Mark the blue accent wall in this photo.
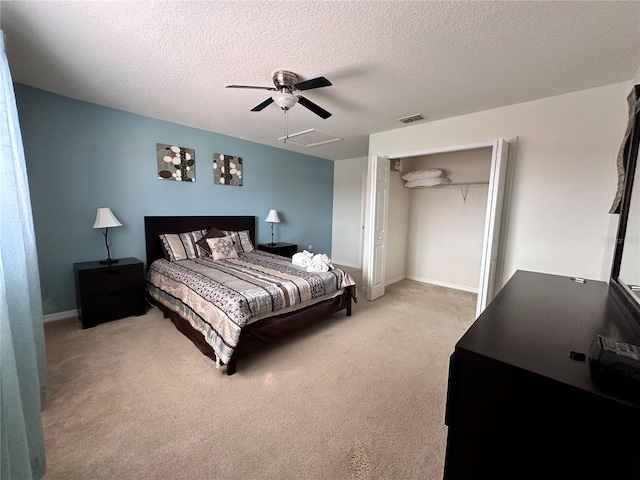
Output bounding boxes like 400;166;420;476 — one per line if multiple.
15;84;334;315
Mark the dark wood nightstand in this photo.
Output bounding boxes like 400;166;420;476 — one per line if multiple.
258;242;298;258
74;257;146;329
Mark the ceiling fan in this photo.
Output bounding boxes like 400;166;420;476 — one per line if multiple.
226;70;333;119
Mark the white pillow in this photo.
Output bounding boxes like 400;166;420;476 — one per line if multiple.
401;169;443;181
404;177;451;188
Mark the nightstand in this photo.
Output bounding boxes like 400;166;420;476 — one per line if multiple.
258;242;298;258
74;257;146;329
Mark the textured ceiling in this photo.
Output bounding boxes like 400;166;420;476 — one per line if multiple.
2;1;639;160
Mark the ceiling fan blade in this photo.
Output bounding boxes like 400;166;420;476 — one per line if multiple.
226;85;276;91
251;97;274;111
294;76;332;91
297;96;332;119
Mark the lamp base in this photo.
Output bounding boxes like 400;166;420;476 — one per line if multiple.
99;258;119;265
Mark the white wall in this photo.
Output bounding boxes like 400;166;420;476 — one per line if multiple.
385;168;410;283
369;81;634;285
332;156;368;267
402;148;491;290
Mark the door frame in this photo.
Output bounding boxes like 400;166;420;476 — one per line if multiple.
362;139;509;316
362;156;390;300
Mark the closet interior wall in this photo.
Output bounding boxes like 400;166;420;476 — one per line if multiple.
387;147;492;292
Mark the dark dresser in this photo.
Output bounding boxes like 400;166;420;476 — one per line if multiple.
444;270;640;479
74;257;146;328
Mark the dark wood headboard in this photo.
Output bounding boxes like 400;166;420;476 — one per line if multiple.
144;216;256;268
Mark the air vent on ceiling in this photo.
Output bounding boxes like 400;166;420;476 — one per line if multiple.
278;129;343;147
397;113;426;124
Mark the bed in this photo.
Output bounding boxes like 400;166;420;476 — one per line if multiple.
144;215;356;375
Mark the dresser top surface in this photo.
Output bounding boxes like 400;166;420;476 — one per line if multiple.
457;270;640;408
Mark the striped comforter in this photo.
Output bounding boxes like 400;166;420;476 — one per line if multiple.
147;251;356;364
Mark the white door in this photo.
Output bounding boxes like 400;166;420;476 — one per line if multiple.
476;139;509;317
363;155;390;300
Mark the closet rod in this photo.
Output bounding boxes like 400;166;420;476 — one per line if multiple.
409;181;489;189
418;181;489;203
430;181;490;187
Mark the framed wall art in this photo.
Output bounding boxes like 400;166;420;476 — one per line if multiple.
157;143;195;182
214;153;243;186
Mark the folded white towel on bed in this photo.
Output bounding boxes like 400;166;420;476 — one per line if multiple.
292;251;313;267
307;260;330;272
312;253;330;264
306;253;333;272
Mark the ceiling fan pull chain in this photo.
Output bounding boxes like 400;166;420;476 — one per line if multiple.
284;108;288;142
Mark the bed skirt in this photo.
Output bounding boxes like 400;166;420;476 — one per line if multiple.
153;286;354;374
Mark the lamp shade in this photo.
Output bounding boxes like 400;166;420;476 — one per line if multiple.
272;92;298;111
264;210;281;223
93;208;122;229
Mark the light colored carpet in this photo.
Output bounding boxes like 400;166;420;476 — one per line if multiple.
42;275;476;480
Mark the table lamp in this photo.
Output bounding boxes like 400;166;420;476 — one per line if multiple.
264;210;281;246
93;207;122;264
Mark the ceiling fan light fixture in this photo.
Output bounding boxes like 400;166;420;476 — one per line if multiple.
229;70;331;118
272;92;298;110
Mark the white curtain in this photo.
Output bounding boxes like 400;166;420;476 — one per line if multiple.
0;31;47;479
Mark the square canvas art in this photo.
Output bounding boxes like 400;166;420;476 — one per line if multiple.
214;153;243;186
157;144;196;182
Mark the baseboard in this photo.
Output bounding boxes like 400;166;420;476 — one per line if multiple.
43;309;77;323
386;275;405;286
359;274;405;294
405;275;478;294
332;260;361;269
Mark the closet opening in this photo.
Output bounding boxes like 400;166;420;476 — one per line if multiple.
363;139;508;318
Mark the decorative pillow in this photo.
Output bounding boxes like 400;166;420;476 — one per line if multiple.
206;236;239;260
195;226;226;255
401;169;443;181
404;177;451;188
159;229;207;261
221;230;254;253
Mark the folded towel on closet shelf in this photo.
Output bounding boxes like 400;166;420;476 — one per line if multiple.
404;177;451;188
401;169;443;181
292;251;313;267
306;253;334;272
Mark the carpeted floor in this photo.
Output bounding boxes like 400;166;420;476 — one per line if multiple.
42;275;476;480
